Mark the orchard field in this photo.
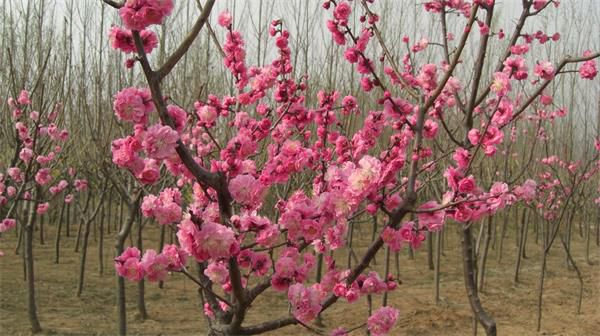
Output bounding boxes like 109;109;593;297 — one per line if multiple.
1;1;599;335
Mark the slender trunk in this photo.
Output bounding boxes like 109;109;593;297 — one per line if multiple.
66;203;71;237
585;212;592;265
522;210;530;259
382;246;391;306
462;224;496;336
25;197;42;333
427;232;434;270
116;194;141;336
314;253;324;327
74;216;84;252
39;213;44;245
497;212;508;262
158;224;165;288
99;213;104;275
77;217;92;297
136;214;148;320
434;229;442;304
565;211;575;269
514;208;528;283
79;188;107;295
54;198;67;263
478;218;492;292
536;249;547;331
560;236;584;314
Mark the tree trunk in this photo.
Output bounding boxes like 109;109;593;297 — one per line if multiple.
136;214;148;320
478;217;492;292
427;231;434;270
54;199;67;263
77;217;92;297
25;197;42;333
434;229;442;304
116;193;142;336
497;212;508;262
514;208;528;283
462;224;496;336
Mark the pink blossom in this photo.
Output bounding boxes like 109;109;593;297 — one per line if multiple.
19;148;33;163
399;221;425;249
7;167;22;182
112;135;143;171
113;87;154;124
411;38;429;53
423;119;438;139
333;1;352;22
540;94;553;105
119;0;174;31
534;61;554;80
367;306;399;336
115;247;144;281
533;0;548;10
417;201;445;231
381;227;402;252
487;182;512;211
74;179;88;191
490;72;511;96
453;148;470;169
195;104;218;125
161;244;187;271
141;188;181;225
109;26;158;54
29;111;39;121
510;44;529;55
204;261;229;284
347;155;381;198
579;52;597;80
140;249;169;282
217;10;232;28
167;105;187;132
36;202;50;215
177;214;239;262
6;186;16;197
143;124;179;160
228;174;264;207
514;179;537;201
35;168;52;186
64;194;74;203
288;284;322;323
17;90;31;105
0;218;16;233
458;175;477;193
137;158;160;184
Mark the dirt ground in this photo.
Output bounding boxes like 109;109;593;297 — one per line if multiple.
1;220;598;336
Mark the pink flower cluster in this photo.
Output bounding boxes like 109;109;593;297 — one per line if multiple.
109;26;158;54
367;307;399;336
288;283;322;323
0;218;16;233
113;87;155;124
382;221;425;251
176;214;239;262
141;188;182;225
579;51;598;80
271;247;315;291
468;125;504;156
222;25;249;90
114;244;186;282
118;0;174;31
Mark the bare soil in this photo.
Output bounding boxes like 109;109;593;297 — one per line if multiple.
1;220;598;335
